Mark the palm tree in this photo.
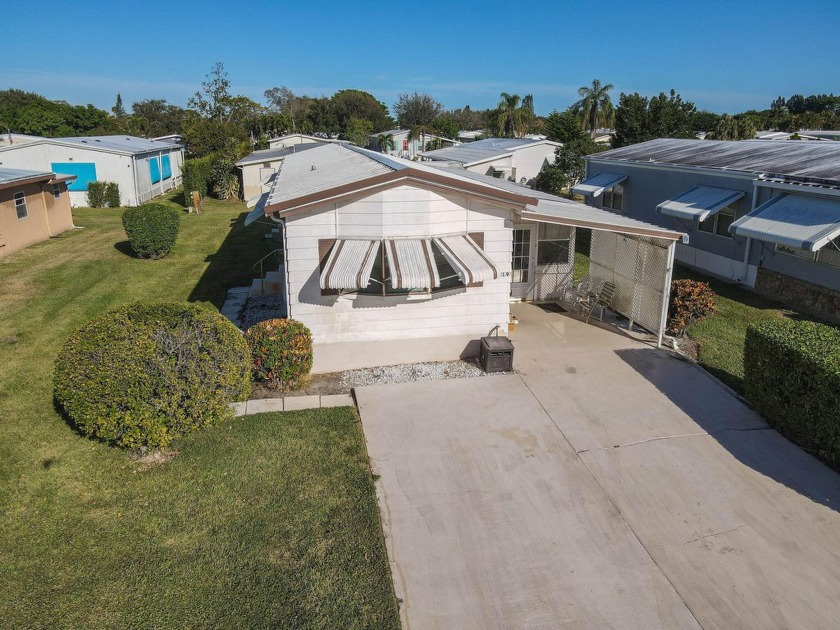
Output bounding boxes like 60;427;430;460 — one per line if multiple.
573;79;615;134
496;92;524;137
375;133;396;153
408;124;436;155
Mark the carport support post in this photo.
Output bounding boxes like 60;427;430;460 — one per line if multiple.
657;240;677;348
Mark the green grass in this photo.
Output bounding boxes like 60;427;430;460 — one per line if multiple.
0;192;399;628
675;266;790;393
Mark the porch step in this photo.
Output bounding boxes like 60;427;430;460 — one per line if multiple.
248;271;284;297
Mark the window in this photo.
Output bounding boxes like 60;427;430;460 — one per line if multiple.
602;185;623;212
52;184;61;199
512;228;531;283
537;223;571;266
14;191;27;219
699;204;736;237
357;241;466;296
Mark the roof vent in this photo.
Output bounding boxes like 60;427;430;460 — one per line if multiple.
95;139;101;142
311;165;316;171
81;140;87;143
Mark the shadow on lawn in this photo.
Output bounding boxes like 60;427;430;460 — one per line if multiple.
188;211;274;309
615;346;840;514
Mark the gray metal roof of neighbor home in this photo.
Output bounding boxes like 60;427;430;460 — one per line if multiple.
0;166;76;190
235;143;322;167
0;135;181;156
254;143;684;240
729;193;840;251
421;137;557;165
588;138;840;184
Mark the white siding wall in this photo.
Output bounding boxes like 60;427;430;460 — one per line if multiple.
466;155;513;178
284;184;513;344
511;143;557;184
241;159;284;200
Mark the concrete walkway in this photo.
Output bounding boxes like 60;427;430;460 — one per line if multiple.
356;303;840;629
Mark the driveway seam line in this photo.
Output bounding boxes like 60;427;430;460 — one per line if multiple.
515;373;706;630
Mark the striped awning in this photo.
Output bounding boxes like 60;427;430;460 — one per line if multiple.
571;172;627;197
384;239;440;289
657;186;745;221
434;235;498;284
320;240;381;290
729;193;840;251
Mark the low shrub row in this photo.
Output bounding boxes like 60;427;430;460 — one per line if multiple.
86;181;121;207
182;154;216;198
122;203;181;258
744;318;840;470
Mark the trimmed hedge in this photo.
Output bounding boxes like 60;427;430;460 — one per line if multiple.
182;154;215;199
122;203;180;258
54;302;251;449
744;318;840;469
245;318;313;389
87;181;120;208
667;279;716;336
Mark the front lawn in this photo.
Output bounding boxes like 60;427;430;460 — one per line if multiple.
0;193;399;628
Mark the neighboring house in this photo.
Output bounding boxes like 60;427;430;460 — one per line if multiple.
151;133;183;145
755;130;840;142
576;138;840;316
368;129;459;160
0;167;76;259
420;137;561;187
267;133;343;150
236;144;323;201
457;130;485;143
0;135;183;207
245;143;683;355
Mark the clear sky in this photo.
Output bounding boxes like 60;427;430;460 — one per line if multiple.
2;0;839;116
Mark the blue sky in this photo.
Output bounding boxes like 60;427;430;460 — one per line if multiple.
2;0;839;116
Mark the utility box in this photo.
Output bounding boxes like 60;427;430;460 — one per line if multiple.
479;335;514;373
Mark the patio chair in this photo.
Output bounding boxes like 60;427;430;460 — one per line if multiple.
570;275;605;312
580;281;617;323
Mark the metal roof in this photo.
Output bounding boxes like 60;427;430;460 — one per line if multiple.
0;166;53;185
0;135;181;156
421;137;555;165
260;143;684;240
589;138;840;184
235;143;321;167
571;172;627;197
729;193;840;251
657;186;745;222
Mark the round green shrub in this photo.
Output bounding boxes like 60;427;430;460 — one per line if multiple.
54;302;251;449
245;318;313;390
667;279;717;336
122;203;181;259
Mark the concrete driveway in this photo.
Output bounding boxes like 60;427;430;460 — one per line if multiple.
356;303;840;629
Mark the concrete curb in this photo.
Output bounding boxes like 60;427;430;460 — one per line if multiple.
229;393;355;416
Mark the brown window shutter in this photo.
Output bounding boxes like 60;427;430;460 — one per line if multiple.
318;238;339;296
467;232;484;287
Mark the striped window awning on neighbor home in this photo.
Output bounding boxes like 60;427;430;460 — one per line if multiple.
434;235;499;284
320;239;381;290
729;193;840;251
384;239;440;290
571;172;627;198
657;186;745;221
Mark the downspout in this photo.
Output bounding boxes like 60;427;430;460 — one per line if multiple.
742;180;761;285
657;239;677;348
269;212;289;320
131;155;139;206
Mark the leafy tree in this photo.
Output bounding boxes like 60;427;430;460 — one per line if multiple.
713;114;756;140
0;89;110;137
131;99;185;137
786;94;806;114
495;92;525;137
393;92;442;128
409;124;436;153
692;110;721;133
613;90;697;147
573;79;614;133
264;86;309;133
543;109;589;144
331;90;392;135
188;61;232;122
343;117;374;146
534;165;568;196
431;114;459;140
770;96;787;112
112;94;126;118
375;133;395;152
447;105;488;132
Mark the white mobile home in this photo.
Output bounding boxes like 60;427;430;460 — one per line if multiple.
246;144;683;356
267;133;343;150
0;136;184;207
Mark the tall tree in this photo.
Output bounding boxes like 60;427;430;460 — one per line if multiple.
393;92;443;129
613;90;697;147
131;99;186;137
264;86;306;133
496;92;524;137
573;79;614;134
188;61;232;121
375;133;395;153
343;117;374;147
112;93;126;118
409;124;436;152
543;109;589;144
331;89;392;135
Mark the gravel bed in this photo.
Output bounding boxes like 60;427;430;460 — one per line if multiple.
340;359;497;389
239;294;287;330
